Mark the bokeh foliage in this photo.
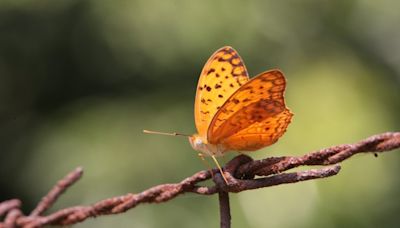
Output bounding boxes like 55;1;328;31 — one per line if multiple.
0;0;399;227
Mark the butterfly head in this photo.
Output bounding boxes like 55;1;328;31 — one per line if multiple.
189;134;226;157
189;134;205;151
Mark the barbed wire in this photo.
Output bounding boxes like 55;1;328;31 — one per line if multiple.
0;132;399;228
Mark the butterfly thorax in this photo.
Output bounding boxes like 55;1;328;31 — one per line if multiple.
189;134;226;157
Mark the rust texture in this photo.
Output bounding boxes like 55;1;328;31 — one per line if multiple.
0;132;399;228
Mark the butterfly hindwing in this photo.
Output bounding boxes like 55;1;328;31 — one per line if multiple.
207;69;293;148
220;109;293;151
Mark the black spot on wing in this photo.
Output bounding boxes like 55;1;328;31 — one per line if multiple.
207;68;216;75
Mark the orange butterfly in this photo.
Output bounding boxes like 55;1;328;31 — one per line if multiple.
145;46;293;182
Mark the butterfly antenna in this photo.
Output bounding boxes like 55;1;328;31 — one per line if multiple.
211;155;229;184
143;129;190;137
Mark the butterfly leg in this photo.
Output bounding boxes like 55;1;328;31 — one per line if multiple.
211;155;229;184
197;153;215;179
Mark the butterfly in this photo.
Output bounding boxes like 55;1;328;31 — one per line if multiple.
145;46;293;183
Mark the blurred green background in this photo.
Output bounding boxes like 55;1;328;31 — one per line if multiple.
1;0;399;227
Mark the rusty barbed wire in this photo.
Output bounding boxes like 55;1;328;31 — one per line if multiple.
0;132;399;228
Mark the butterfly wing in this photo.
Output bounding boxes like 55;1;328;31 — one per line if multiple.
207;69;293;150
219;109;292;151
194;46;249;138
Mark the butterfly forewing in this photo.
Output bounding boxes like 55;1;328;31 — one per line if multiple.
194;46;249;138
207;70;292;147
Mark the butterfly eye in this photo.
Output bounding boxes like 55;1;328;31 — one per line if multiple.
188;136;204;151
195;138;203;147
